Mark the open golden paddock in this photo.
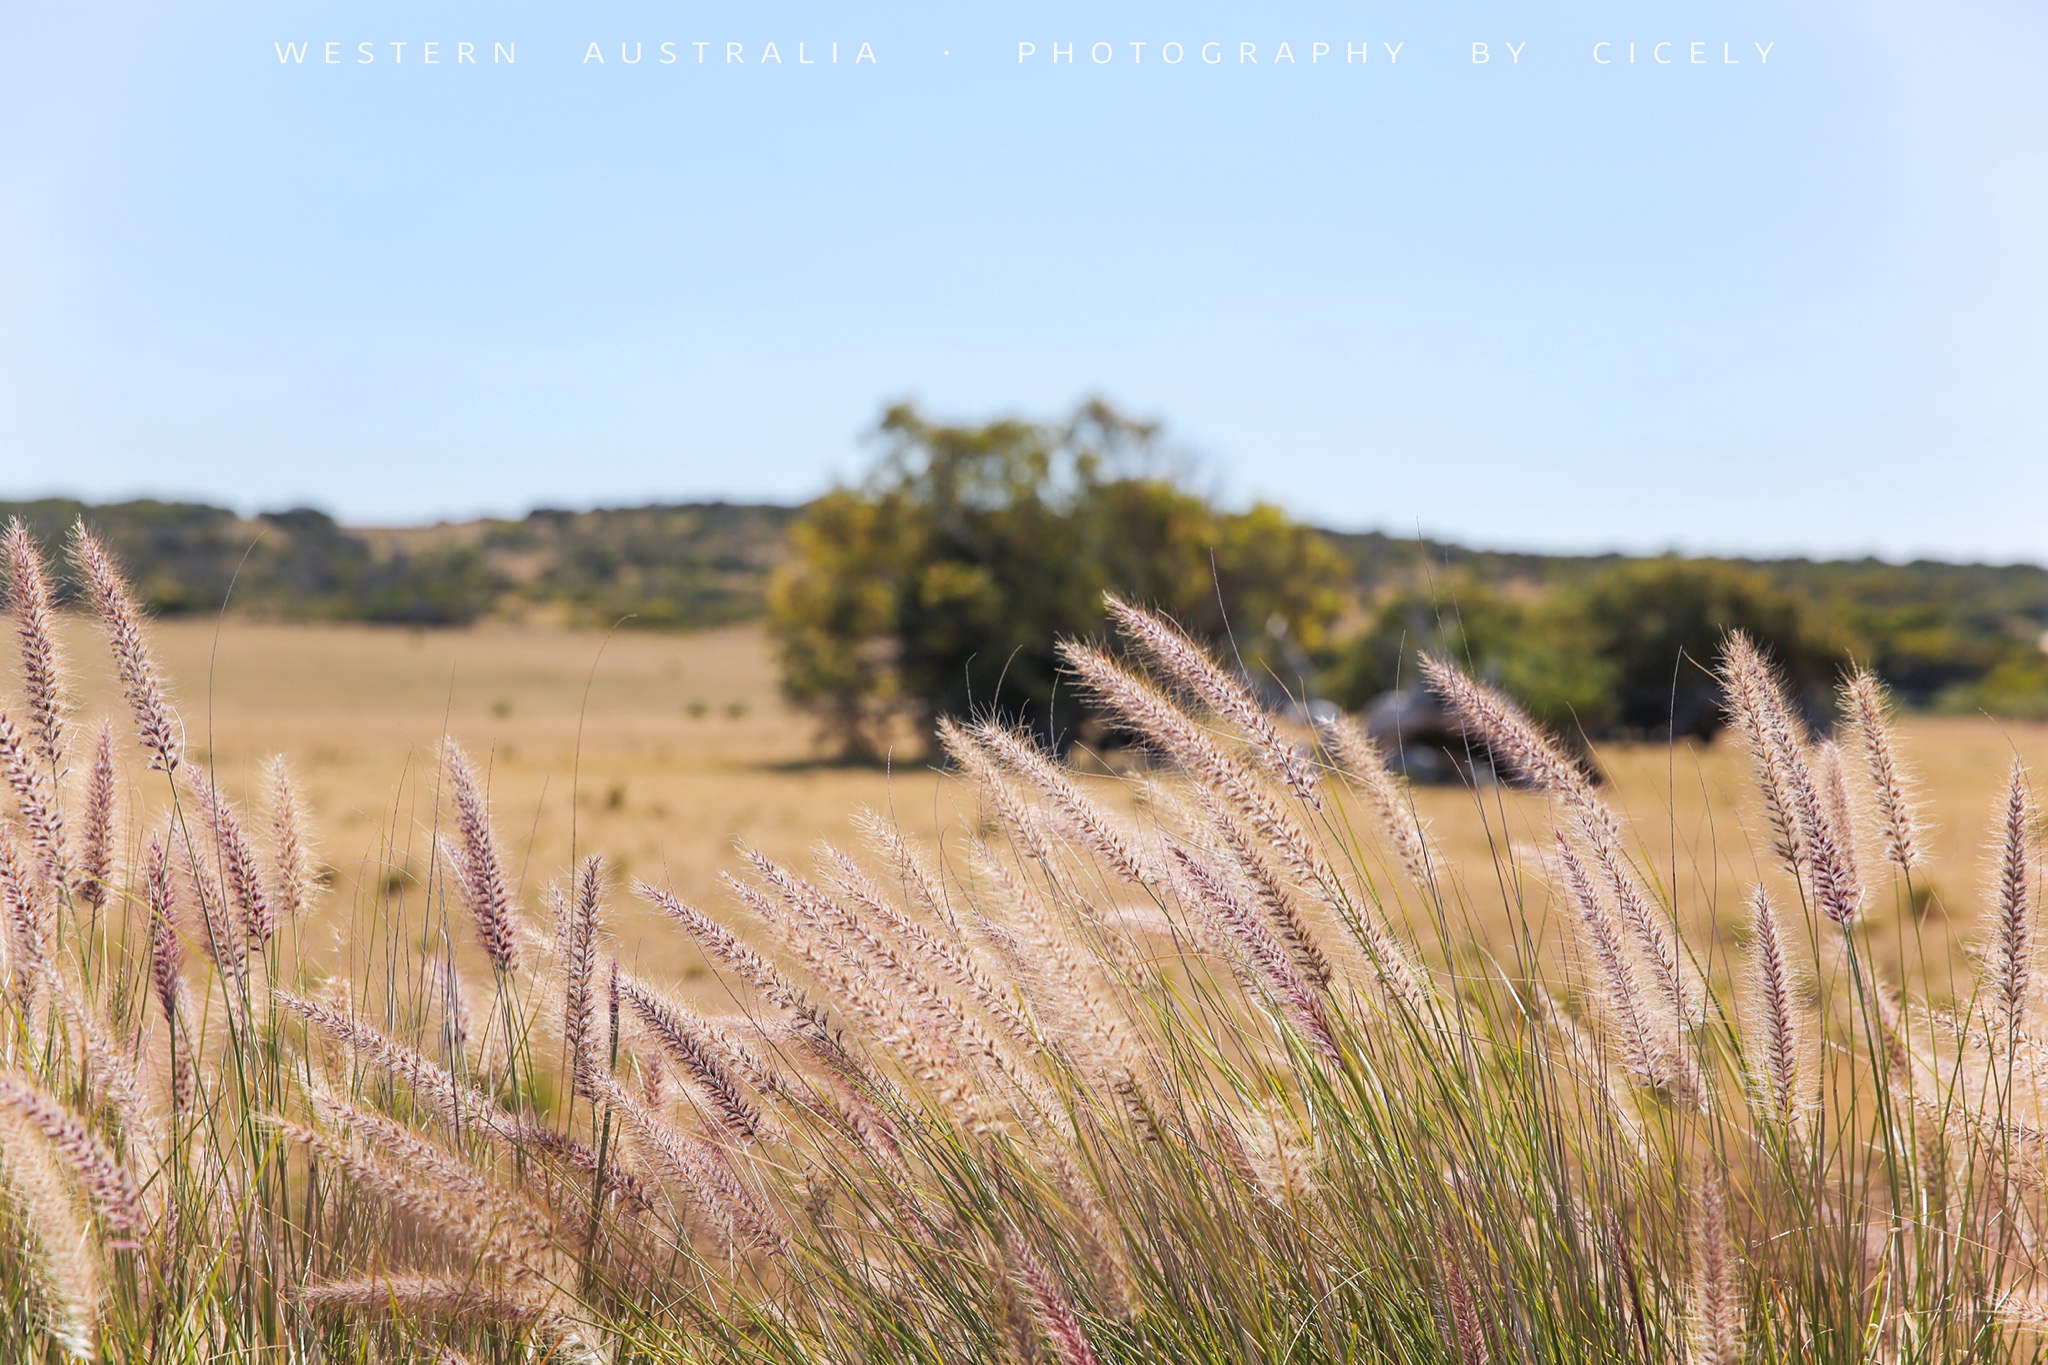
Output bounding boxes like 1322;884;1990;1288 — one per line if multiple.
62;617;2048;1009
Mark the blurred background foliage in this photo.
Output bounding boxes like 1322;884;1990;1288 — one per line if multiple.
0;497;796;628
766;401;1350;756
11;401;2048;751
1323;560;1859;742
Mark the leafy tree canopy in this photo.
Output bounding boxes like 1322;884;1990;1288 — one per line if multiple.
1325;558;1857;740
768;400;1350;757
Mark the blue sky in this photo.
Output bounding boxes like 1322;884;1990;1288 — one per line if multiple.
3;1;2044;561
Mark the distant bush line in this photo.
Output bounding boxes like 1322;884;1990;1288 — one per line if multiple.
7;491;2048;722
0;498;800;629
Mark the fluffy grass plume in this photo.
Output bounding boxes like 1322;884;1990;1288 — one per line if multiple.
9;524;2048;1365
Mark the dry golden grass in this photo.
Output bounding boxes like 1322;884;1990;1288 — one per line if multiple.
63;617;2048;1003
60;618;948;991
16;577;2048;1361
1407;710;2048;1003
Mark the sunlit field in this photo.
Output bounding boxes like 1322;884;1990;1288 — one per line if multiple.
22;543;2048;1362
86;617;2048;1005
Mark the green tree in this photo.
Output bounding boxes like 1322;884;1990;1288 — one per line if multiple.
768;401;1350;757
1325;559;1857;743
1323;577;1617;736
1573;557;1856;737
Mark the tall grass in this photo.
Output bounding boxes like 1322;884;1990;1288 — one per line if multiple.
1;517;2045;1361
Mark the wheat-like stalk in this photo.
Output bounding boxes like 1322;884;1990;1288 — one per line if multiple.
724;867;983;1122
273;1117;550;1275
1061;644;1337;900
276;990;503;1136
0;826;48;1003
0;1111;99;1359
821;841;1038;1048
440;737;519;975
556;857;603;1102
960;836;1146;1088
1171;846;1337;1060
1554;834;1693;1103
1440;1244;1490;1365
1530;983;1647;1153
0;1074;142;1241
1819;740;1864;902
1176;779;1335;991
297;1273;561;1328
1689;1167;1743;1365
73;724;117;912
296;1278;605;1365
298;955;644;1209
750;844;1052;1113
591;1072;785;1255
1581;816;1702;1030
973;720;1165;885
69;523;180;774
852;807;961;932
0;706;67;890
1009;1234;1104;1365
634;881;830;1036
632;998;804;1125
3;521;68;776
1106;594;1323;806
312;1093;560;1257
292;990;648;1219
1061;642;1432;1007
1990;760;2035;1041
40;967;153;1155
938;718;1056;863
261;754;317;926
177;824;247;1002
1422;656;1700;1026
1318;711;1436;882
184;769;273;947
1419;654;1590;798
1722;635;1860;925
142;831;191;1112
515;1115;655;1215
1746;886;1803;1136
618;977;770;1144
1718;635;1806;868
1845;667;1923;872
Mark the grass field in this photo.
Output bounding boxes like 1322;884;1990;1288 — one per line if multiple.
22;581;2048;1361
70;617;2048;1006
62;618;946;993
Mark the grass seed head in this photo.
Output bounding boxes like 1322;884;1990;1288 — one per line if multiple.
185;768;273;947
1318;711;1436;882
441;737;519;975
1990;759;2035;1038
69;522;180;773
74;724;118;911
1845;666;1923;871
262;753;318;924
1106;593;1323;807
2;522;68;775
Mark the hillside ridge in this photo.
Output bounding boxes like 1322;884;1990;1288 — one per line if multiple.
4;500;2046;715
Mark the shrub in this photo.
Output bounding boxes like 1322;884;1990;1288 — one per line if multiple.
1945;656;2048;719
1330;558;1859;741
1574;556;1856;737
1323;575;1618;735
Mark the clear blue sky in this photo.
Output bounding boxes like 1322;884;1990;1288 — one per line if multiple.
3;1;2044;561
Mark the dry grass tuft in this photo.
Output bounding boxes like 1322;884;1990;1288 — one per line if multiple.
9;527;2048;1364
